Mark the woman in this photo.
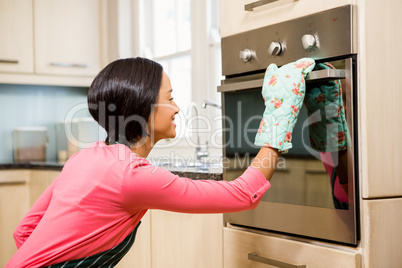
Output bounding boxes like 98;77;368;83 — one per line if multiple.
6;57;283;267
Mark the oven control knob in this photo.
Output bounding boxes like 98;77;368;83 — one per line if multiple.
268;42;282;56
302;34;316;50
239;49;254;62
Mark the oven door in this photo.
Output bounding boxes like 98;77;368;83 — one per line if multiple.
218;57;358;245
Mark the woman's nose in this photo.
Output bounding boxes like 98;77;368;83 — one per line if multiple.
173;101;180;114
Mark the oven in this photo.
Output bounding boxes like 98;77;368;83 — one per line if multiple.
218;5;358;245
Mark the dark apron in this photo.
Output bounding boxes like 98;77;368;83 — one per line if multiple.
45;222;141;268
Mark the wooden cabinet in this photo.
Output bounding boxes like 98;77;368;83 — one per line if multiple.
0;170;30;267
0;0;34;73
120;210;223;268
34;0;102;77
111;210;224;268
358;1;402;198
220;0;353;37
361;198;402;268
0;170;60;266
29;170;60;204
224;227;361;268
116;211;152;268
150;210;223;268
0;0;105;86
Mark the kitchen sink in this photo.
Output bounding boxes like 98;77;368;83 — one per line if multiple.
150;160;219;171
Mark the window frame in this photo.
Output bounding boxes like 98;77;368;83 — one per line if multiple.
128;0;222;149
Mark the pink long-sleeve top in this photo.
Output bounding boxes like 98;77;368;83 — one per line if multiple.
6;141;270;267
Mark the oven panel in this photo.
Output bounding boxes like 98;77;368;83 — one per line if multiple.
221;55;358;245
221;5;355;77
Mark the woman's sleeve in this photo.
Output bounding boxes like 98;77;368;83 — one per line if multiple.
121;162;270;214
13;179;56;249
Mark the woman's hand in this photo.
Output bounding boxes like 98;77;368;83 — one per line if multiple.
250;147;281;181
251;58;315;180
254;58;315;153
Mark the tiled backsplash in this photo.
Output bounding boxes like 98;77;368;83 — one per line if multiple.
0;84;90;162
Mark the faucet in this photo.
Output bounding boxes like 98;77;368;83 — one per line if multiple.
186;103;209;165
201;100;221;109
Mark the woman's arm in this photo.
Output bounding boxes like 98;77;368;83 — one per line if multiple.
121;151;277;214
13;179;56;248
250;147;281;181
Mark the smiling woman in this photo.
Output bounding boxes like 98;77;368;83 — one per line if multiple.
5;57;282;268
148;74;180;143
88;57;163;147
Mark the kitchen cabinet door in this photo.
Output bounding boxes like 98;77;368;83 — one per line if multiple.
0;0;34;73
359;1;402;198
220;0;353;37
224;227;361;268
115;211;151;268
0;170;30;267
29;170;60;205
34;0;102;77
151;210;223;268
361;198;402;268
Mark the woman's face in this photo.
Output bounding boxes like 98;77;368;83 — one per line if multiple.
148;72;180;143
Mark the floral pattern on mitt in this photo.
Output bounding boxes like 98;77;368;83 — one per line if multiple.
254;58;316;152
304;62;348;152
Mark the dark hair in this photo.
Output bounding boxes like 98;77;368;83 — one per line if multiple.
88;57;163;145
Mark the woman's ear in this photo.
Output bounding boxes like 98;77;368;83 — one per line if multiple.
146;110;155;141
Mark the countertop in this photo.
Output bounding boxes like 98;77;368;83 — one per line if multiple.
0;162;223;181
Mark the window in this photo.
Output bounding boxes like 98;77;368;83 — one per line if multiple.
142;0;192;115
136;0;222;146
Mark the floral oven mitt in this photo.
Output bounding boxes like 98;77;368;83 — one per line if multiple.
304;62;348;152
254;58;315;152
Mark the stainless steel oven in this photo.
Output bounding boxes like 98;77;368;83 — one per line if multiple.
219;5;358;245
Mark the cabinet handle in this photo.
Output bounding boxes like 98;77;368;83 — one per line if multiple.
305;170;328;175
248;253;306;268
275;167;290;173
245;0;279;11
0;59;19;64
0;180;26;186
50;62;88;68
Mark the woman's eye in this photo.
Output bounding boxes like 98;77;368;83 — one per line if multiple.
169;97;174;102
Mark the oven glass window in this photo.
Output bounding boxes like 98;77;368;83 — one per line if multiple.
223;60;353;210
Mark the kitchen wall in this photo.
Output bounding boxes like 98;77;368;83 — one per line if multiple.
0;84;90;163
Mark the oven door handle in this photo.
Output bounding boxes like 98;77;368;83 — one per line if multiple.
306;69;346;82
218;69;346;92
218;79;264;93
